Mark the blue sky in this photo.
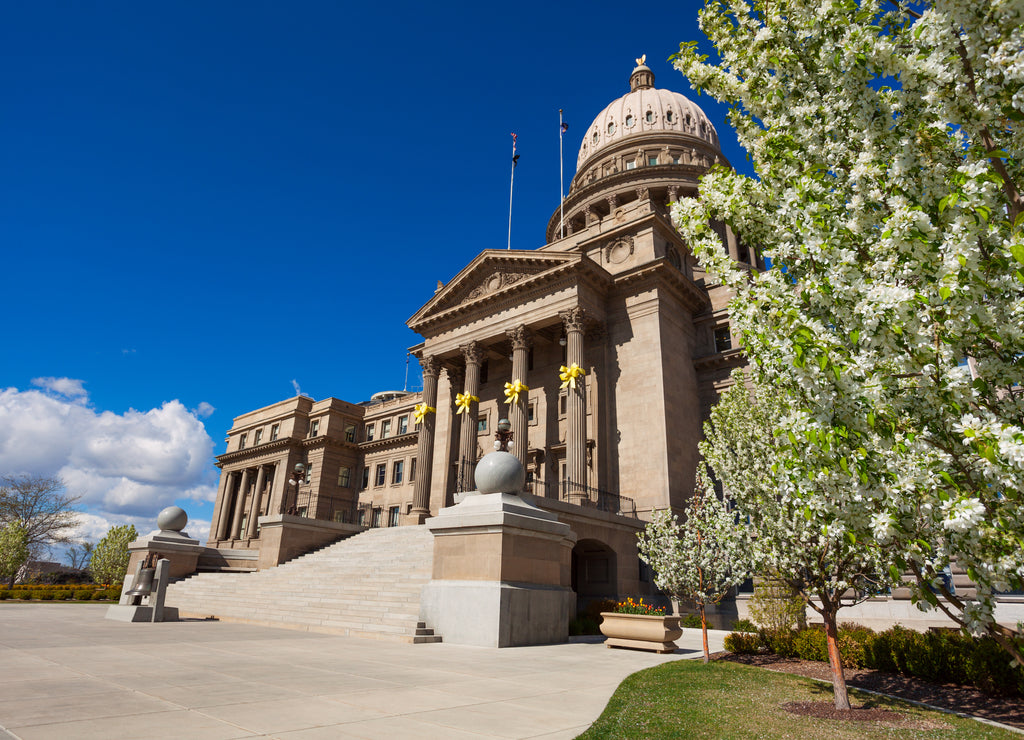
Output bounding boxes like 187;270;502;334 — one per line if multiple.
0;1;754;549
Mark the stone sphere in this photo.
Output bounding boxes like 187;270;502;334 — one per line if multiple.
156;506;188;532
474;451;526;494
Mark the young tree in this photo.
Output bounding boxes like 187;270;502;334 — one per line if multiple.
0;475;81;557
0;522;30;588
673;0;1024;662
637;472;750;663
702;372;897;709
89;525;137;586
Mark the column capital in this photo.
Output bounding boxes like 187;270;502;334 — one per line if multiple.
506;325;532;351
559;307;588;335
419;355;440;378
460;341;484;366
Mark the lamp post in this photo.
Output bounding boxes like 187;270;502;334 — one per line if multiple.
283;462;305;515
494;418;513;452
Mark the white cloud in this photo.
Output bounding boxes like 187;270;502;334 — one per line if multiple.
194;401;215;418
291;379;302;396
0;386;218;519
31;376;87;399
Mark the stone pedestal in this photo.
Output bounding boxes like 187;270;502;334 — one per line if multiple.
421;491;577;647
125;529;205;580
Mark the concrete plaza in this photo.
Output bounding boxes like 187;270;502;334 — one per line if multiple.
0;604;726;739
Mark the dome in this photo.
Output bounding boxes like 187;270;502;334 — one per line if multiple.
576;61;720;172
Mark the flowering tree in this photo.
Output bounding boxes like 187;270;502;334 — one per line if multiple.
637;472;749;663
672;0;1024;664
702;371;897;708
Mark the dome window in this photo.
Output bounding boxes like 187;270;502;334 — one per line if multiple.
645;110;654;123
666;110;675;123
625;114;635;128
593;131;599;144
607;121;616;135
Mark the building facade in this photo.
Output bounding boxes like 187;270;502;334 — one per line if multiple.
205;59;754;602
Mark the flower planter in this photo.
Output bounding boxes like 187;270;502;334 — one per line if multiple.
599;612;682;653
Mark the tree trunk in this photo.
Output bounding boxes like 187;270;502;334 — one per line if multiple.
824;612;851;710
699;604;710;663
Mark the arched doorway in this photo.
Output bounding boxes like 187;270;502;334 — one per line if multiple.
571;539;618;611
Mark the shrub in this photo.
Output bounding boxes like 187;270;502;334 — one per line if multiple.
17;590;32;600
38;590;54;600
91;589;108;600
731;618;757;633
582;599;618;619
749;578;806;631
569;616;602;635
89;524;137;586
792;629;827;662
682;613;703;629
760;629;796;658
724;631;760;654
57;590;73;601
0;590;10;600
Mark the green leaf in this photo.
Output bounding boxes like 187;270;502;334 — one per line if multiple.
845;531;856;545
787;431;798;446
1010;243;1024;265
889;565;902;582
839;457;849;474
867;411;875;428
803;506;812;520
939;286;951;301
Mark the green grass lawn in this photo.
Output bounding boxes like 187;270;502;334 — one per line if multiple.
577;659;1016;739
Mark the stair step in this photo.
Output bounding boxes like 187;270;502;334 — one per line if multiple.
166;525;441;644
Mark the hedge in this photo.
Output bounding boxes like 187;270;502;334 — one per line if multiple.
723;624;1024;697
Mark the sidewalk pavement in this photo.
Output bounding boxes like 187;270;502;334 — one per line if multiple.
0;604;726;740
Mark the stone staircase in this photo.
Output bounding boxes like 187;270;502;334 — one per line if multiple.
165;525;441;643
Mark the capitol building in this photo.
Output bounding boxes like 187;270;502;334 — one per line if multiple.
200;58;753;607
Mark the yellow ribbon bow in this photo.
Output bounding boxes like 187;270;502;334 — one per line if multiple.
559;363;586;390
503;379;530;405
454;392;479;414
413;403;435;423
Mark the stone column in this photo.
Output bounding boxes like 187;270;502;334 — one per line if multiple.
410;355;440;522
507;325;531;468
457;342;484;487
561;307;588;493
230;468;251;540
244;465;267;539
214;471;236;541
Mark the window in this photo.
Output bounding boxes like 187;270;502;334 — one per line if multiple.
607;122;615;135
334;510;348;523
344;424;355;442
365;423;375;441
477;414;488;433
392;460;404;485
559;394;567;416
625;114;634;128
645;110;654;123
337;466;351;487
361;466;370;490
253;429;262;445
409;457;417;482
270;424;279;441
672;155;681;164
737;245;750;264
371;507;382;528
665;109;674;123
309;419;320;437
375;463;386;487
357;509;366;526
528;401;536;424
304;463;313;484
238;433;247;450
648;156;658;166
388;506;400;527
625;161;636;171
381;419;392;439
398;415;408;435
714;327;732;353
479;360;489;383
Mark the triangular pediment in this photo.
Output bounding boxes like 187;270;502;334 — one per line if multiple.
408;250;581;329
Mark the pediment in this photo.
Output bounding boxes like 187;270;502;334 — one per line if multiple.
408;250;581;329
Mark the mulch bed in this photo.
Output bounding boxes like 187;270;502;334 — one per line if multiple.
719;652;1024;730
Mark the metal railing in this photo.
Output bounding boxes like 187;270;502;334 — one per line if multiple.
288;491;355;524
526;478;637;518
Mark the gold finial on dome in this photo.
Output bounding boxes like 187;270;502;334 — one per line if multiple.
630;55;654;91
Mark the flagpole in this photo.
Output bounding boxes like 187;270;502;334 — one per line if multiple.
508;133;516;250
559;109;565;239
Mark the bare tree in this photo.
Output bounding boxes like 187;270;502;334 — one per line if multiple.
67;541;94;571
0;475;81;556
